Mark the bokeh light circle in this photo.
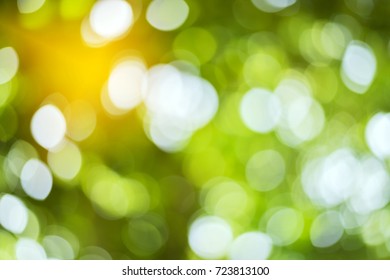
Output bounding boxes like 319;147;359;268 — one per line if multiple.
15;238;46;260
310;211;344;248
365;113;390;159
252;0;296;13
246;150;286;191
31;104;66;150
47;140;82;181
89;0;133;40
21;159;53;200
341;41;376;94
43;235;75;260
0;194;28;234
0;47;19;85
65;100;96;141
266;208;304;246
146;0;189;31
108;60;146;111
229;231;273;260
17;0;46;14
188;216;233;259
240;88;281;133
144;64;219;152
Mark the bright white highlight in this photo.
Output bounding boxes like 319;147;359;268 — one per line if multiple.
89;0;133;39
17;0;45;14
0;194;28;234
302;149;359;208
240;88;281;133
341;41;376;94
348;156;390;215
108;60;146;111
365;113;390;159
47;140;82;181
15;238;47;260
31;104;66;150
21;159;53;200
229;232;273;260
146;0;189;31
302;149;390;214
0;47;19;85
144;64;218;152
246;150;285;192
102;62;219;150
188;216;233;259
80;17;108;47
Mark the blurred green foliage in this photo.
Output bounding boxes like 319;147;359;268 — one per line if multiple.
1;0;390;260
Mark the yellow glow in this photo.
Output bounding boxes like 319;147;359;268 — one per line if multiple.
65;100;96;141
